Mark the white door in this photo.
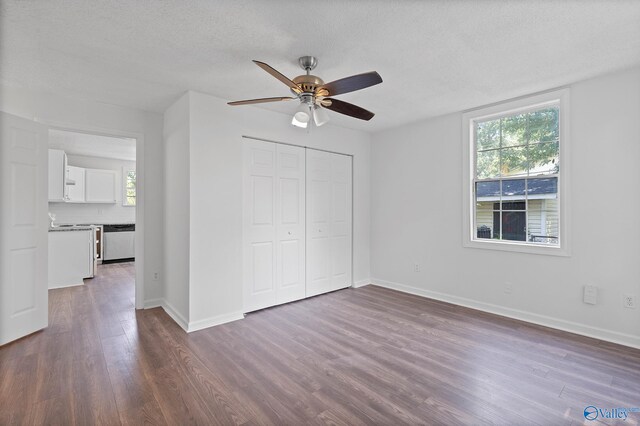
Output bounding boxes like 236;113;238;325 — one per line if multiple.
306;150;352;297
0;112;48;345
243;140;277;312
275;144;305;305
243;140;306;312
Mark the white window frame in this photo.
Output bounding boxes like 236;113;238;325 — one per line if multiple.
122;167;136;207
462;88;570;256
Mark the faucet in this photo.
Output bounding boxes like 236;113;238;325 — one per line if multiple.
48;212;56;228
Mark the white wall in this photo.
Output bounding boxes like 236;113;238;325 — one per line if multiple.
163;91;371;330
161;93;190;325
371;67;640;348
49;154;136;225
0;85;165;304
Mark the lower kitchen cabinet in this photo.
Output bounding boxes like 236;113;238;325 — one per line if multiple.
48;229;94;289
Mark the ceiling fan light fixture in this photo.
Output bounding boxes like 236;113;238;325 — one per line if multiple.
292;104;310;128
291;114;308;128
313;105;330;127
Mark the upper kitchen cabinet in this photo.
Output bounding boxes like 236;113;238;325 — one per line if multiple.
48;149;68;202
85;168;117;203
66;166;85;203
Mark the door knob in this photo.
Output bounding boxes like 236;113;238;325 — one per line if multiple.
288;231;292;235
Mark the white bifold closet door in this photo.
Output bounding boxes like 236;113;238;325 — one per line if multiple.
243;140;306;312
305;149;352;297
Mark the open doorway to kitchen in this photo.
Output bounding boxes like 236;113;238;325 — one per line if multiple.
47;129;138;311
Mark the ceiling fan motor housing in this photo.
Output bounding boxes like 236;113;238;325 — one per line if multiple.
292;74;325;95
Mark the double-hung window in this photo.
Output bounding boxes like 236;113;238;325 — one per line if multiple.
123;168;136;206
463;89;569;255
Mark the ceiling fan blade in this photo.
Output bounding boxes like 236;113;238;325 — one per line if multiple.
317;71;382;96
253;60;302;94
227;96;296;106
323;98;375;121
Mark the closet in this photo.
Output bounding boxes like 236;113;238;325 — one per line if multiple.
242;138;352;313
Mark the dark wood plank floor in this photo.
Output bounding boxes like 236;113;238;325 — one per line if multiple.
1;262;639;425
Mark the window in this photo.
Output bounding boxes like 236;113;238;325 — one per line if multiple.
463;89;569;255
123;168;136;206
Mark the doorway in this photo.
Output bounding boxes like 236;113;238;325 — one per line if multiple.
47;128;140;305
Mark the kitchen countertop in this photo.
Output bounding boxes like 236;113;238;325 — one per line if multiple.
49;225;95;232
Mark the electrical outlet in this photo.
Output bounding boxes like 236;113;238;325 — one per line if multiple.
583;285;597;305
414;263;420;272
153;272;159;281
504;282;513;294
623;294;636;309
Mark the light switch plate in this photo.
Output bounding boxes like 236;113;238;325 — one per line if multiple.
583;285;597;305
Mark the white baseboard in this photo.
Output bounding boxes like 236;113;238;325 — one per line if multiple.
371;278;640;350
143;298;163;309
159;299;189;332
352;279;371;288
143;298;244;333
48;281;84;290
187;311;245;333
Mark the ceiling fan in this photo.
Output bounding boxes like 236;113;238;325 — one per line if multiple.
228;56;382;128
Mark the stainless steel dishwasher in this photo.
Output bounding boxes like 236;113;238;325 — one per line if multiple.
103;224;135;262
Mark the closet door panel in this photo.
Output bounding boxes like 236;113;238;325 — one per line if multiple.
280;240;300;286
244;141;352;310
243;140;277;312
275;144;306;304
306;150;352;297
330;153;352;290
306;150;332;297
251;242;274;293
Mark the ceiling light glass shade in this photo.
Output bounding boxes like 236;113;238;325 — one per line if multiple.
313;106;330;127
292;104;310;128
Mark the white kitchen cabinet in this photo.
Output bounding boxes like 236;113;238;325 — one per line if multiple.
85;168;117;203
48;229;94;289
48;149;68;202
65;166;85;203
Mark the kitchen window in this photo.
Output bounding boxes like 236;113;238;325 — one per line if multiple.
123;168;136;206
462;89;570;255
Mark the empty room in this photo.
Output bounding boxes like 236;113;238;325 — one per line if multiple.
1;1;639;424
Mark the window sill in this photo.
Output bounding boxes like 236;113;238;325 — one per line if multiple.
463;239;570;257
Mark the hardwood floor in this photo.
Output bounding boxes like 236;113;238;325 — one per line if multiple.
1;262;639;425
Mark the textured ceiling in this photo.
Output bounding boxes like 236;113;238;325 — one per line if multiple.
2;0;640;132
